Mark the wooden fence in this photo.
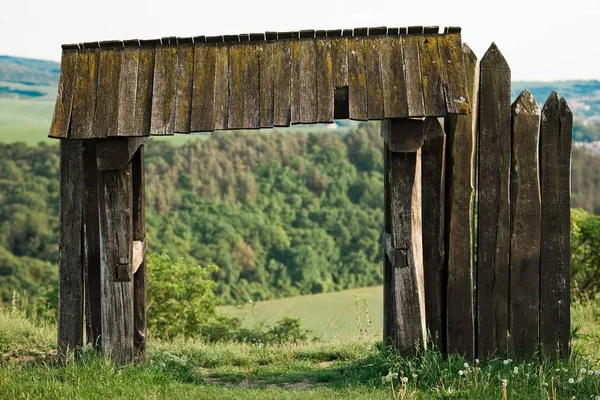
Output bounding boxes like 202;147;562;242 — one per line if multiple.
49;27;571;364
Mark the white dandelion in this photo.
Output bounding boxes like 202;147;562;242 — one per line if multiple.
568;378;574;384
458;370;464;376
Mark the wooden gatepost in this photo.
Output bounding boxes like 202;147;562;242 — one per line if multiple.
49;26;571;364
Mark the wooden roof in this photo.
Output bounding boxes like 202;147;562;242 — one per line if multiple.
49;26;470;139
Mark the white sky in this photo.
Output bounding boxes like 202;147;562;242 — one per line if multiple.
1;0;598;81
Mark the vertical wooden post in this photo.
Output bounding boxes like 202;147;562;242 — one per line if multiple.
58;139;85;357
83;141;101;347
444;43;478;359
132;145;147;362
477;43;511;358
510;90;541;358
421;117;446;352
98;155;134;364
540;93;572;360
382;118;427;355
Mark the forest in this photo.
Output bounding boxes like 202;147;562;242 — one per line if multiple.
1;122;600;313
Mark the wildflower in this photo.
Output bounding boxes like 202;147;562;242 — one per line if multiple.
568;378;574;384
526;373;530;379
503;360;509;365
588;370;594;375
596;371;600;376
513;367;519;374
595;396;600;400
581;355;586;360
475;358;480;364
543;382;549;387
580;368;586;374
401;376;409;383
382;371;398;382
555;368;561;372
563;368;568;372
412;373;418;378
464;362;469;368
458;370;464;376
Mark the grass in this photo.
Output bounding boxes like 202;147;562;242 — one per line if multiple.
1;297;599;399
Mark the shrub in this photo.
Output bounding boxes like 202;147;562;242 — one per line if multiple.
571;208;600;298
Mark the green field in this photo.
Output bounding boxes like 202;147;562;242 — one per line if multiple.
0;98;54;144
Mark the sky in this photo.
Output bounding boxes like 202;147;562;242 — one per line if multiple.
1;0;598;81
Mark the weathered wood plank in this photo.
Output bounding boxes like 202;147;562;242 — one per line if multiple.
71;48;99;139
444;43;478;359
213;44;229;130
259;42;274;128
95;47;122;138
116;47;140;136
190;44;216;132
299;39;318;123
132;44;156;136
82;142;101;348
380;36;408;118
244;43;261;128
228;43;246;129
364;37;384;119
330;36;348;89
384;119;427;355
58;139;85;356
150;41;177;135
438;33;470;114
273;41;292;126
50;50;78;138
401;34;425;117
383;143;395;347
380;118;424;152
96;137;147;171
510;89;541;358
348;37;367;120
421;117;446;352
290;40;302;124
418;35;445;116
98;160;134;364
132;146;146;362
174;43;194;133
316;38;334;123
477;43;511;358
539;92;572;360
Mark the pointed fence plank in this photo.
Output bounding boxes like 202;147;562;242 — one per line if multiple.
348;37;367;120
132;44;156;136
150;41;177;135
117;47;140;136
98;159;134;364
418;35;445;116
58;139;85;357
381;36;408;118
539;92;572;360
510;89;541;358
316;38;334;123
174;42;194;133
50;49;78;138
299;39;318;123
477;43;511;358
259;42;275;128
402;34;425;117
244;43;261;128
213;44;229;130
365;37;384;119
438;32;469;114
421;117;446;352
190;44;216;132
444;43;478;359
273;41;292;126
71;48;99;139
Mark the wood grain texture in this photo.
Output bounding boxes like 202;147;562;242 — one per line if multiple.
58;139;85;357
244;43;261;128
132;46;156;136
402;35;425;117
510;89;541;358
116;48;140;136
273;41;292;126
348;37;367;120
71;49;99;139
380;118;424;152
228;43;246;129
444;43;478;359
421;117;446;352
150;44;177;135
96;137;147;171
290;40;302;124
539;92;572;360
213;45;229;130
418;35;445;116
98;160;134;364
95;48;122;138
174;44;194;133
299;39;318;123
190;44;216;132
259;42;275;128
477;43;511;358
438;33;469;115
364;37;384;119
50;50;78;138
383;143;395;347
380;36;408;118
316;38;334;123
331;37;348;89
82;142;101;348
132;146;147;362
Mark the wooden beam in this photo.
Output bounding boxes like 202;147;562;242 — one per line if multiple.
96;137;147;171
132;146;147;362
381;118;424;152
58;139;85;357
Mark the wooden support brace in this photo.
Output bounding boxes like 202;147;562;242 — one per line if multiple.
96;137;148;171
381;118;425;152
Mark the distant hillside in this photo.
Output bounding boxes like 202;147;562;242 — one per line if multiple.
0;55;60;86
